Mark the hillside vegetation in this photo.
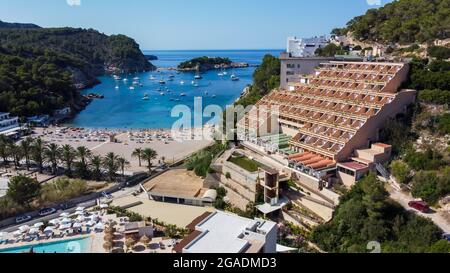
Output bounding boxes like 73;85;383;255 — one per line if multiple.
333;0;450;44
178;56;232;71
0;22;155;117
312;174;450;253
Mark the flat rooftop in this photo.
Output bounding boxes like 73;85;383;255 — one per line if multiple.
338;161;369;171
183;211;275;253
142;169;208;199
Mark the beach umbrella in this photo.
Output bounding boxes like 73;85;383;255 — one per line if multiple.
99;204;109;209
44;226;54;232
140;235;151;246
13;231;22;237
76;216;86;222
103;241;113;252
75;207;85;212
60;212;69;217
19;225;30;233
0;232;7;240
72;222;82;229
48;219;60;226
86;220;96;227
59;223;72;230
75;211;85;216
94;223;105;231
61;218;72;224
28;228;40;235
33;222;44;228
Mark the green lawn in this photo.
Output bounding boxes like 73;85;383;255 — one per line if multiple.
228;155;262;172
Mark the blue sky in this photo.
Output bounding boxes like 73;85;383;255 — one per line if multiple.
0;0;392;50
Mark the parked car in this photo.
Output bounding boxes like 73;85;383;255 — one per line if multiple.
15;215;32;224
38;208;56;217
443;233;450;242
408;201;430;213
102;191;113;200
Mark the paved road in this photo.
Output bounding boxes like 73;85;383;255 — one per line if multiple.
387;184;450;233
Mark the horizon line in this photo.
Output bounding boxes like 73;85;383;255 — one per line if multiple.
142;48;285;52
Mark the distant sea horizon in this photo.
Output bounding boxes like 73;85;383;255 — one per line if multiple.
67;49;283;129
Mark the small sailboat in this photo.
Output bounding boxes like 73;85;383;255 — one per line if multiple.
231;74;239;81
223;71;228;75
142;93;149;100
159;78;166;85
129;86;135;90
194;66;202;80
180;93;186;97
212;94;216;98
123;78;129;83
218;72;224;76
160;92;165;96
180;81;185;85
115;85;119;90
149;75;156;80
113;75;121;81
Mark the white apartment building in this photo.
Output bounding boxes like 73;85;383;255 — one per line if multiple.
0;112;20;137
287;36;329;57
174;211;278;253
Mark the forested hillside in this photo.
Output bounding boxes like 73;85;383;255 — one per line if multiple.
332;0;450;44
0;22;155;117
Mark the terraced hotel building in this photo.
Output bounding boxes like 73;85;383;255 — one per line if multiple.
237;61;416;187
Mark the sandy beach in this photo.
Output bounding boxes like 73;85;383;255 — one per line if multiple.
30;126;215;174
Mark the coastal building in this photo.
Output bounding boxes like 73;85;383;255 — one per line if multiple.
210;150;287;213
280;52;335;90
0;112;21;138
238;61;416;188
173;211;277;253
122;221;154;238
27;115;50;127
287;36;329;58
141;169;217;207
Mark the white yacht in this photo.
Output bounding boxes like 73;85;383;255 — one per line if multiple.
231;74;239;81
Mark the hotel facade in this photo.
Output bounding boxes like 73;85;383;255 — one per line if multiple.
238;60;416;188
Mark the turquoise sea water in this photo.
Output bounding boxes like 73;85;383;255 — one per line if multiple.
0;237;91;253
67;50;283;129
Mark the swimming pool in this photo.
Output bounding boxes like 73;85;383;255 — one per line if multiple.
0;237;91;253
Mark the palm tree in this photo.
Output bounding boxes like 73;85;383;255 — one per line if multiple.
44;143;60;175
76;146;92;178
141;148;158;174
32;138;45;173
103;152;119;182
90;155;103;181
60;144;76;176
20;137;33;171
76;146;92;166
8;143;22;170
0;135;11;167
132;148;143;167
117;157;130;176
